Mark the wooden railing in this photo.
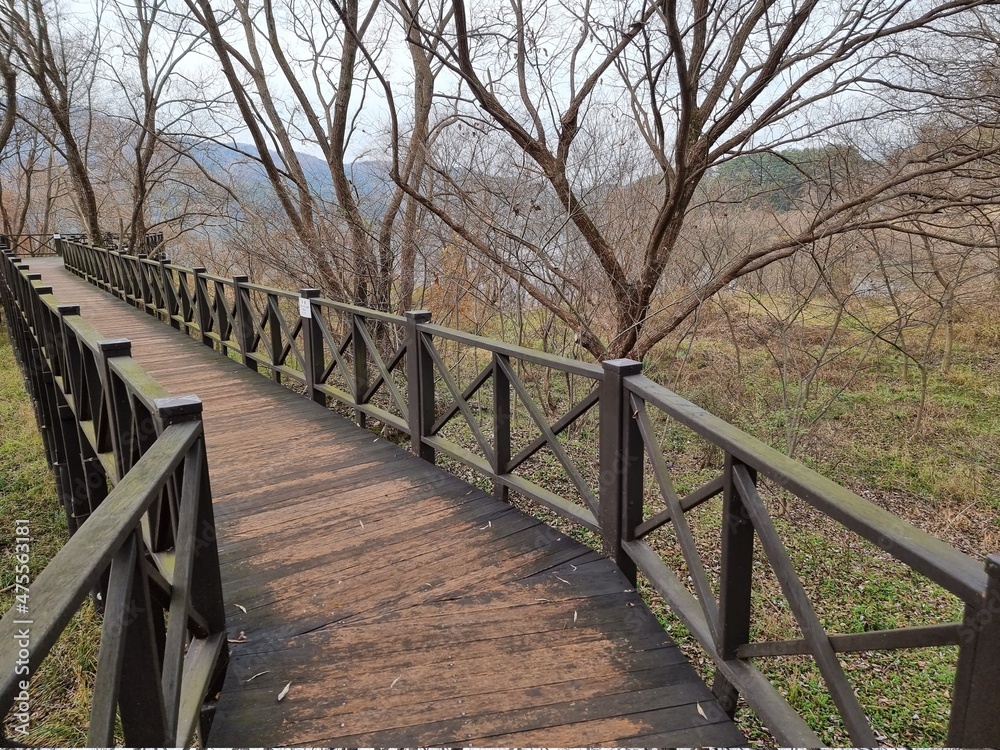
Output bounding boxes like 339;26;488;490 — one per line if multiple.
0;234;63;258
59;237;999;746
0;249;228;747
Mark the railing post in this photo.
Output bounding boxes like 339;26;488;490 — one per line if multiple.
713;454;757;715
599;358;643;585
160;258;179;329
233;275;257;372
493;352;511;502
949;553;1000;746
405;310;434;462
299;289;324;404
352;313;368;428
154;395;228;742
194;267;211;346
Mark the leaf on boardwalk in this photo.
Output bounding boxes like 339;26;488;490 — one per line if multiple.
696;702;708;720
234;603;247;613
278;681;292;701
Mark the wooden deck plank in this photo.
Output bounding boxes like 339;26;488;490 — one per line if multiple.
26;258;744;747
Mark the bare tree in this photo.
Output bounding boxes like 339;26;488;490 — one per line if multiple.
381;0;1000;359
0;0;105;240
0;31;14;156
96;0;226;250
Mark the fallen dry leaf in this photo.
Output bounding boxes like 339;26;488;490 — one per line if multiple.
278;681;291;701
245;671;270;683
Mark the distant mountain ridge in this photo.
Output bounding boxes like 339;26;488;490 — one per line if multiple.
192;140;392;204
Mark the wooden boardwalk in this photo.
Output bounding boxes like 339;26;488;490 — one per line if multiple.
31;257;744;747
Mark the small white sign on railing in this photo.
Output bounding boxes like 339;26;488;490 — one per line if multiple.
299;297;312;318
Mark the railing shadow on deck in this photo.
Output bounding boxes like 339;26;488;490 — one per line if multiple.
0;250;228;747
58;237;999;747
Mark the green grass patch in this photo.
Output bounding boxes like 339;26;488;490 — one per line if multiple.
0;328;102;744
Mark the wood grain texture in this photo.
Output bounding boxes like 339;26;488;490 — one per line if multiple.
30;257;744;747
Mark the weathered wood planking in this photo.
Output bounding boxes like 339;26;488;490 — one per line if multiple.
29;257;744;747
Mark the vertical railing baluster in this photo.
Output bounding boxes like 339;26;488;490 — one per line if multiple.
194;267;210;346
713;454;757;715
599;358;643;585
39;367;67;508
233;276;257;372
121;252;134;302
160;258;179;329
136;254;151;312
98;338;135;482
179;272;194;332
949;554;1000;747
216;281;232;355
405;310;434;462
108;251;120;299
300;289;324;404
55;303;94;532
352;313;368;428
268;293;282;382
128;254;138;301
133;256;144;305
87;532;137;746
117;251;129;299
116;529;169;745
493;352;511;502
26;281;57;465
53;400;85;532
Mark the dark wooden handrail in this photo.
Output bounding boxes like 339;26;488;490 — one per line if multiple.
0;249;228;747
58;237;999;747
